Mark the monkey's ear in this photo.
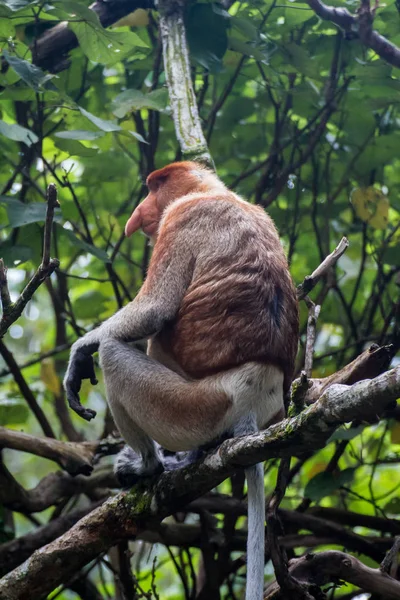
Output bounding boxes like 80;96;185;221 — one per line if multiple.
148;174;168;192
125;205;143;237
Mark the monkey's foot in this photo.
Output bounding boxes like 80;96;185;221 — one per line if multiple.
114;446;163;488
162;449;202;471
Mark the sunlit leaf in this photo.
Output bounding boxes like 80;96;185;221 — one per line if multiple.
53;137;98;157
0;398;29;425
40;359;61;395
351;187;389;229
0;120;38;146
78;107;122;133
55;130;105;141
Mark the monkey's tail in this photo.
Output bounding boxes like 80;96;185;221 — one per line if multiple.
245;462;265;600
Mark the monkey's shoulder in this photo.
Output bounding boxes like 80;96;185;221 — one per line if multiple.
160;190;275;235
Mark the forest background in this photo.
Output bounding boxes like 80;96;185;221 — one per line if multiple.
0;0;400;598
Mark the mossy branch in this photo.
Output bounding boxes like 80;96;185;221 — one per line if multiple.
158;0;213;167
1;365;399;600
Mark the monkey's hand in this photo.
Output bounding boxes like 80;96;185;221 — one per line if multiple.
64;347;98;421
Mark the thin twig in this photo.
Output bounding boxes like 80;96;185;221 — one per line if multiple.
0;184;60;338
42;183;60;268
297;236;349;300
267;459;315;599
380;536;400;577
0;260;12;314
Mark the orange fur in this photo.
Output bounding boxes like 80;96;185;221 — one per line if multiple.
127;163;299;393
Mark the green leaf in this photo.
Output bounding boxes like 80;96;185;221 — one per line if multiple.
0;120;38;146
231;16;258;41
0;15;15;38
2;50;57;92
327;425;365;442
0;398;29;426
0;241;33;265
69;16;148;66
53;137;98;157
229;37;269;62
78;107;122;132
57;0;101;26
304;468;356;501
384;497;400;514
112;88;168;119
58;226;111;263
73;290;108;319
186;3;229;72
55;130;105;141
0;0;33;10
0;196;62;228
382;245;400;266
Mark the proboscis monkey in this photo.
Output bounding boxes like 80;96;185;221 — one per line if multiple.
64;161;299;600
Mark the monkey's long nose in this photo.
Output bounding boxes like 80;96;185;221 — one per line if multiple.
125;207;143;237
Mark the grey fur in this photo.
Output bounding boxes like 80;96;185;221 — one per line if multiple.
235;414;265;600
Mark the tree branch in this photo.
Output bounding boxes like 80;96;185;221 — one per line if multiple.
0;428;122;476
297;236;349;300
1;365;399;599
265;550;400;599
0;184;60;338
158;0;213;165
306;0;400;69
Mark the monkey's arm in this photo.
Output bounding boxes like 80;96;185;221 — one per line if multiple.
64;218;195;421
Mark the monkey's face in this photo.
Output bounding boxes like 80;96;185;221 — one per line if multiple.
125;191;160;238
125;168;200;239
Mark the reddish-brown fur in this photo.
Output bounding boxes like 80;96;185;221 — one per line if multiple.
127;162;299;394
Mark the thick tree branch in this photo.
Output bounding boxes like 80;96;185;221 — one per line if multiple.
158;0;213;165
0;428;122;476
298;343;395;405
1;366;399;600
306;0;400;69
265;550;400;599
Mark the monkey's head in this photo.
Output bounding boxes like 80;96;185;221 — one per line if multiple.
125;162;225;238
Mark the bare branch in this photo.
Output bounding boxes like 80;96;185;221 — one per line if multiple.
0;427;121;476
265;550;400;600
0;184;60;338
298;343;395;405
297;236;349;300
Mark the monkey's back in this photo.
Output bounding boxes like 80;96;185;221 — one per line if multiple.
155;193;299;393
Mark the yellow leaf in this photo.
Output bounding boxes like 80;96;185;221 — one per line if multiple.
391;422;400;444
308;462;327;479
351;187;389;229
40;359;61;396
114;9;149;28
